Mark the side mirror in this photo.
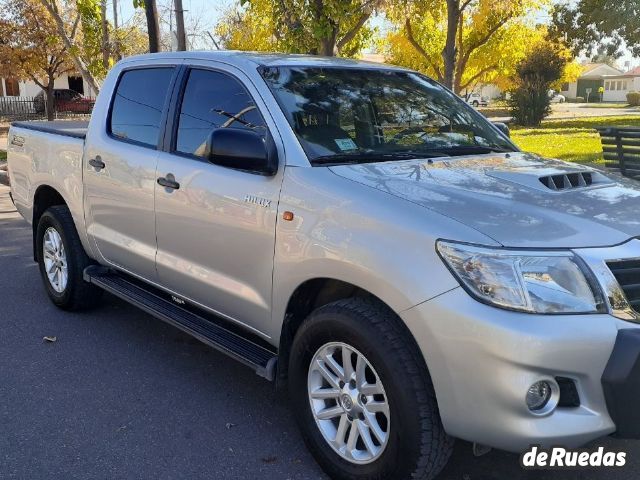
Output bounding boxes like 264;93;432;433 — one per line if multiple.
493;122;510;138
206;129;278;176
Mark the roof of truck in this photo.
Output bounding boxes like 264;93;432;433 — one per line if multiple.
122;50;408;71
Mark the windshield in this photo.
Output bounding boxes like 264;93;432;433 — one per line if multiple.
260;66;516;165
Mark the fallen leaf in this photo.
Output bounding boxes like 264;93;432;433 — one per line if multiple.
43;336;57;343
262;456;277;464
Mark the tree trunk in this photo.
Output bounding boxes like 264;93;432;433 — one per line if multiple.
318;29;338;56
45;81;55;121
112;0;121;60
318;38;336;56
174;0;186;51
145;0;161;53
100;0;110;69
442;0;460;90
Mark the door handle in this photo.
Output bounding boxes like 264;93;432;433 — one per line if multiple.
89;156;105;170
157;174;180;190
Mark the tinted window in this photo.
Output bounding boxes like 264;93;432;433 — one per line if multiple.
176;69;266;158
261;67;515;164
110;68;174;147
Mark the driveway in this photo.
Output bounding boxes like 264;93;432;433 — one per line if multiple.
1;184;639;479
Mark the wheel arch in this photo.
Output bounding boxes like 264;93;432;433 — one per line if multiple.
32;185;69;261
276;277;425;389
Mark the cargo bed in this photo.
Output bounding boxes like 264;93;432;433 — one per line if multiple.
11;121;88;140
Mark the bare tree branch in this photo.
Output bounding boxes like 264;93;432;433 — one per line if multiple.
37;0;101;93
404;18;444;81
337;0;381;51
459;63;498;90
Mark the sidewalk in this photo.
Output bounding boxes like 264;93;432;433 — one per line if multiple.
1;134;7;186
0;184;18;220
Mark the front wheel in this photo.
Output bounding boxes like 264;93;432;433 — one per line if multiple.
289;297;453;480
36;205;103;310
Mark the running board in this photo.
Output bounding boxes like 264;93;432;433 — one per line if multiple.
83;266;277;381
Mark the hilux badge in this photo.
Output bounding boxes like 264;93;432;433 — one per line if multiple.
244;194;271;208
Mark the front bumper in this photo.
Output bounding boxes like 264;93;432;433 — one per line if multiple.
401;287;640;452
602;328;640;438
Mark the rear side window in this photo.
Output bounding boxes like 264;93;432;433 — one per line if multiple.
175;69;266;158
110;68;174;148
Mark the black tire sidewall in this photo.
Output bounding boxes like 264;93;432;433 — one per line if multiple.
36;209;76;307
289;307;426;480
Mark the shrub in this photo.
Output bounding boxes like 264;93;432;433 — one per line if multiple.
509;42;569;126
628;92;640;106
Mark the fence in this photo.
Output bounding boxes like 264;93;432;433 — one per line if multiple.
597;127;640;178
0;96;95;122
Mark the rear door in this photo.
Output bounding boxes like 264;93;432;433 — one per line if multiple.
153;64;284;336
84;64;179;281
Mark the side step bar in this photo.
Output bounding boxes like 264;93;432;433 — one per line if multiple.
84;266;278;381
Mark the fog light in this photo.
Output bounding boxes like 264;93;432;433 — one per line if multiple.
526;381;552;411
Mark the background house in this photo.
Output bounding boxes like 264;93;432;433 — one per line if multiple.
560;63;624;101
0;73;96;98
602;67;640;102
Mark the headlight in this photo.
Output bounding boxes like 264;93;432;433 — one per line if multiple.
436;241;605;314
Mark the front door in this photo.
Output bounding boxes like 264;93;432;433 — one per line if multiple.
154;66;283;336
84;66;177;281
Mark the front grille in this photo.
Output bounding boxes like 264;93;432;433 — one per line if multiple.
607;259;640;312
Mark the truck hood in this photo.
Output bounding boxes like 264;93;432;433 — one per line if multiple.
329;152;640;248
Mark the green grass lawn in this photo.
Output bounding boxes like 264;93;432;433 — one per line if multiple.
0;150;6;162
511;115;640;164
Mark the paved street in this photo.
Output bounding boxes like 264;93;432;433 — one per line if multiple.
1;183;640;479
485;102;640;122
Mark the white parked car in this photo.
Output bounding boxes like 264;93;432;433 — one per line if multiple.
464;92;488;107
549;91;566;103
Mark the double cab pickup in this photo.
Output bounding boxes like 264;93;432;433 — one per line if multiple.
7;52;640;479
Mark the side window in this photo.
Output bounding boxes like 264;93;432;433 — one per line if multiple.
175;69;267;158
109;67;175;148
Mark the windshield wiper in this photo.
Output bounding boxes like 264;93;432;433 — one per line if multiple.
311;151;436;165
430;145;512;154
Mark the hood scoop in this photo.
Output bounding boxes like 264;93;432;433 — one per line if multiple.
487;168;613;193
539;172;594;191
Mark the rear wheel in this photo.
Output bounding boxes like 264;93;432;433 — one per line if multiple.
472;100;479;107
289;297;453;480
36;205;103;310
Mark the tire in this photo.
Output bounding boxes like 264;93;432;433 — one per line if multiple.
289;297;453;480
472;100;479;107
36;205;103;310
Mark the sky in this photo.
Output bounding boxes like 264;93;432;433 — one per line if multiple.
112;0;637;69
115;0;231;34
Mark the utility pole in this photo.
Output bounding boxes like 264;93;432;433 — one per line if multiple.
144;0;161;53
174;0;187;51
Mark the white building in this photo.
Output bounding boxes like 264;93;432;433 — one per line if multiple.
602;67;640;102
560;63;624;101
0;73;97;98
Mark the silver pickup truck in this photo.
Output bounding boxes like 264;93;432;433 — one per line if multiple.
7;52;640;479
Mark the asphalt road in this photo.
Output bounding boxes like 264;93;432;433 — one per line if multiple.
1;183;640;480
